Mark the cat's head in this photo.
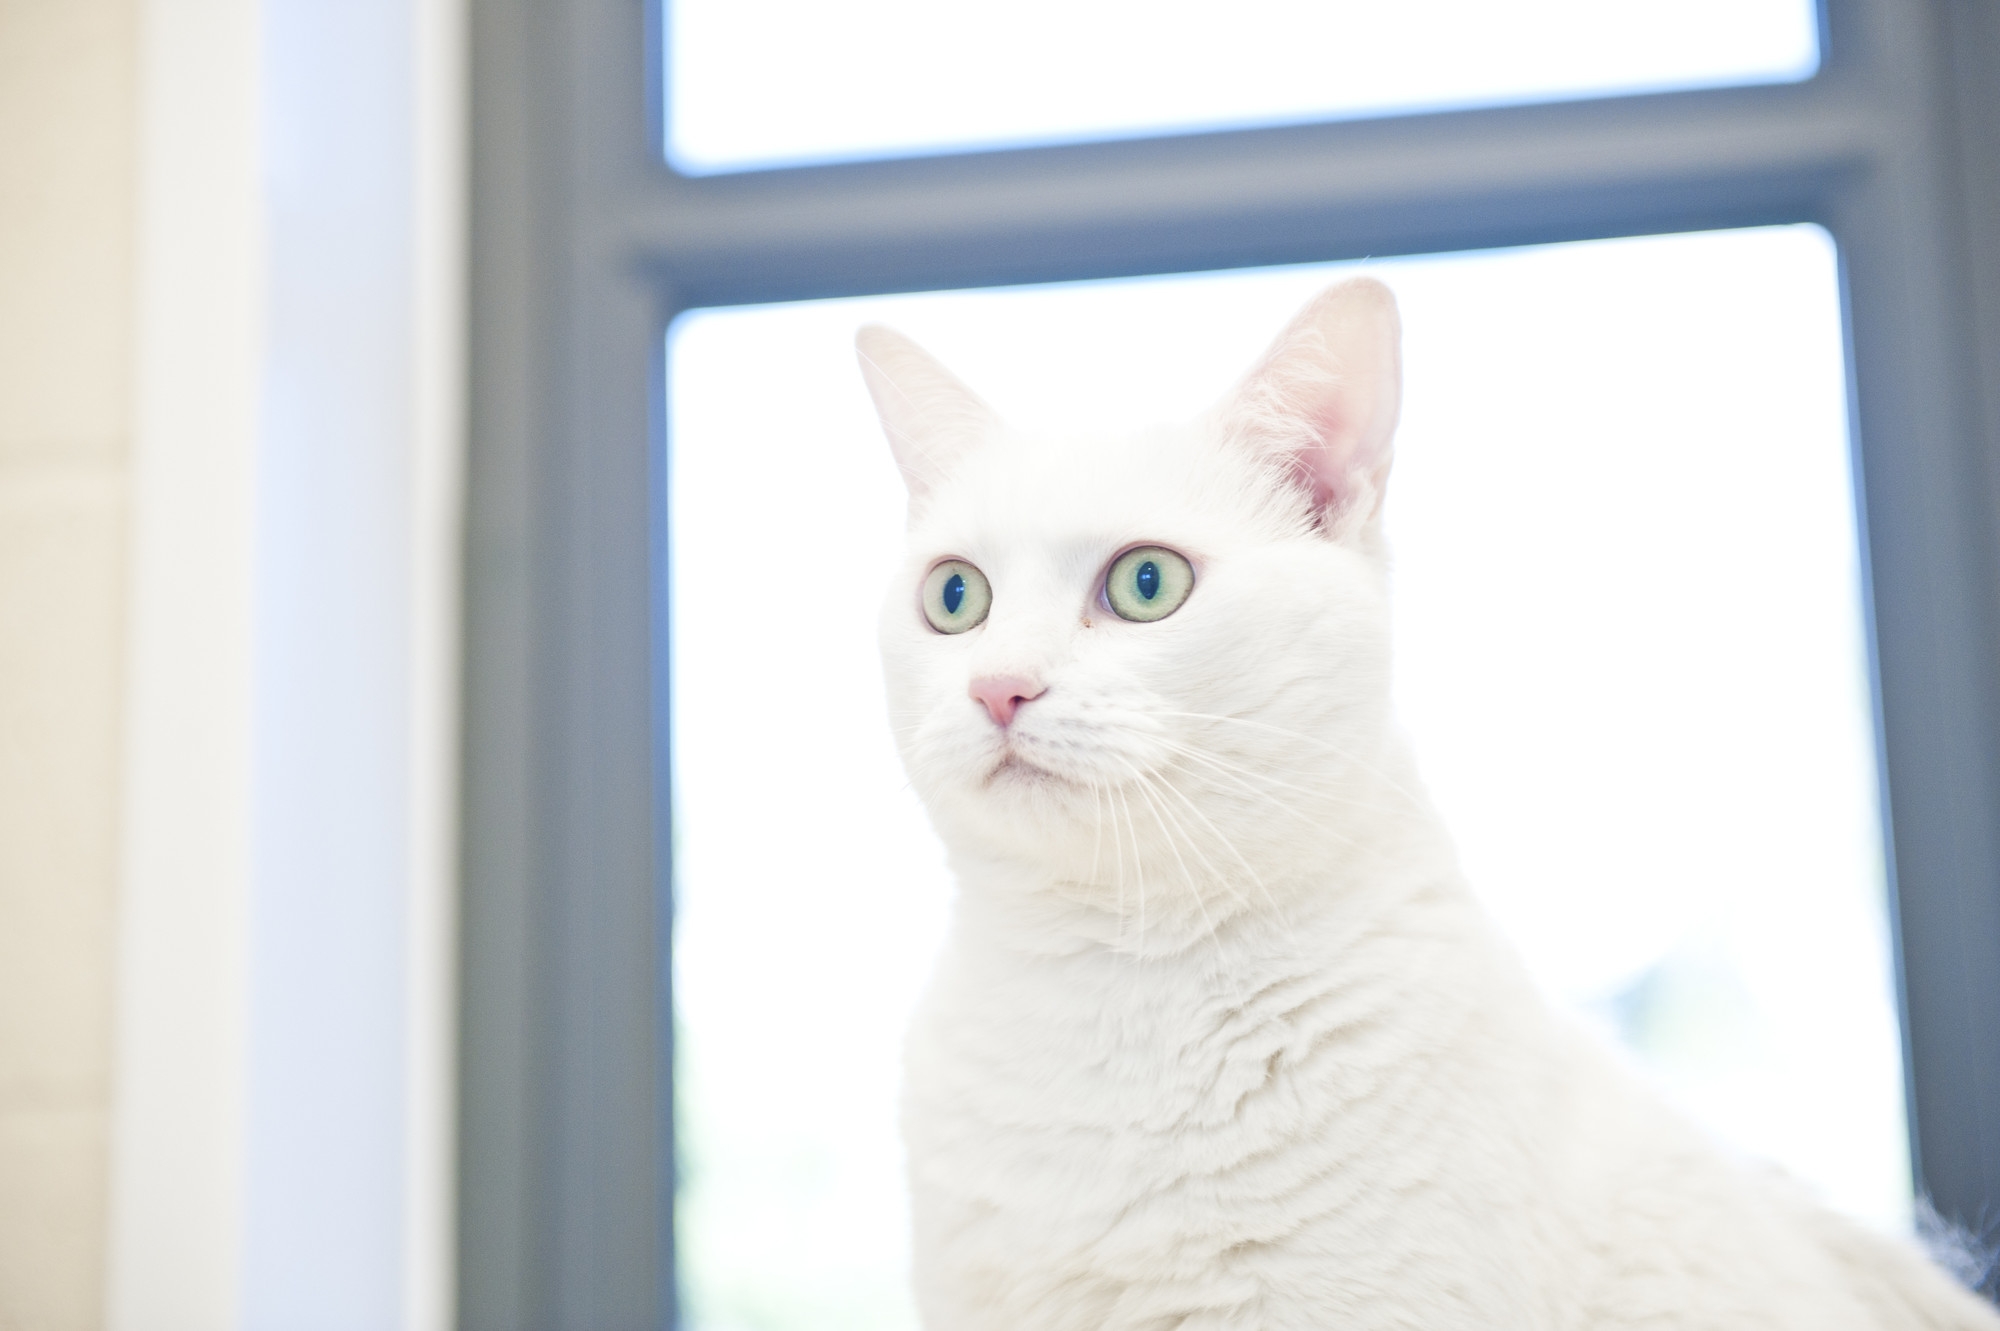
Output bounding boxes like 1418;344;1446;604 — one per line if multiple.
861;280;1404;934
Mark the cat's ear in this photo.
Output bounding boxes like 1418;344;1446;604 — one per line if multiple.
1218;278;1402;535
856;325;998;502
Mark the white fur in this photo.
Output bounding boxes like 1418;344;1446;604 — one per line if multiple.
859;283;1997;1330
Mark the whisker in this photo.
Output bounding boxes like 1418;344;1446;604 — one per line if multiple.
1162;742;1396;817
1120;760;1238;911
1141;741;1362;847
1154;709;1425;805
1124;766;1264;1008
1128;771;1219;945
1115;785;1147;950
1107;775;1131;946
1088;775;1106;898
1146;764;1284;918
1151;737;1331;805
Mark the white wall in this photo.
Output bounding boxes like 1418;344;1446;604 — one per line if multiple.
0;2;139;1325
106;1;463;1326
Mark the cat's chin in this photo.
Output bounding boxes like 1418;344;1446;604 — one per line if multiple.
983;751;1065;788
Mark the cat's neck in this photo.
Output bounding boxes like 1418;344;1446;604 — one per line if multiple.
943;727;1473;964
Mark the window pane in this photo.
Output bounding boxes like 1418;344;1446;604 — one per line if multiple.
668;225;1904;1331
667;0;1819;174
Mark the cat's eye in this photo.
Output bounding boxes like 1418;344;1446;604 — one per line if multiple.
921;559;992;634
1103;546;1194;622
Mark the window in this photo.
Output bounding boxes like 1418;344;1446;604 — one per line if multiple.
667;0;1819;173
669;226;1906;1329
460;3;2000;1324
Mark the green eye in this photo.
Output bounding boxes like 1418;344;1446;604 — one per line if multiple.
1104;546;1194;622
921;559;992;634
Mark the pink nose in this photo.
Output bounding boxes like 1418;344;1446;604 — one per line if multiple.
969;675;1045;728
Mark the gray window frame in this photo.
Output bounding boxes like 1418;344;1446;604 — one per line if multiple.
458;1;2000;1325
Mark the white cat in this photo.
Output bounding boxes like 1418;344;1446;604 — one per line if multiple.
855;280;1997;1330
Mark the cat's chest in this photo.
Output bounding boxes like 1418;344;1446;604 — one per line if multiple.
898;930;1534;1329
903;936;1413;1226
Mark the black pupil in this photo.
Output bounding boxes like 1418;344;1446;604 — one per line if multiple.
1136;560;1160;600
943;572;965;614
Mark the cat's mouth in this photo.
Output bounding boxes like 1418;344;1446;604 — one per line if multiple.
986;750;1062;786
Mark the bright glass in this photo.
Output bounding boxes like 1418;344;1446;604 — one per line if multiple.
667;0;1819;174
668;225;1906;1331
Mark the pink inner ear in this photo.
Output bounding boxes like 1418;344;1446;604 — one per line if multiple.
1299;401;1358;513
1281;390;1388;526
1223;279;1401;529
